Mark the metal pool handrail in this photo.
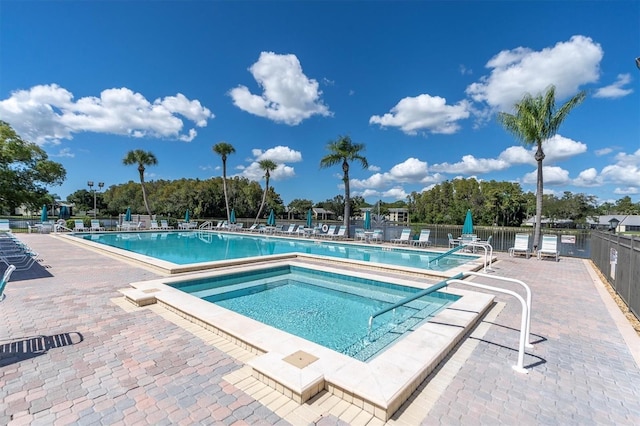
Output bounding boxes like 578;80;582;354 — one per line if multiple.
426;244;467;267
367;272;463;332
368;271;534;374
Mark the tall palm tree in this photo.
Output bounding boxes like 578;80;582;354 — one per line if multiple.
320;135;368;236
212;142;236;223
123;149;158;216
497;85;585;250
254;159;277;224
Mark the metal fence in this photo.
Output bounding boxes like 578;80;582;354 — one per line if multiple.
590;231;640;321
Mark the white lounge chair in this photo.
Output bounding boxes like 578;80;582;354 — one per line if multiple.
370;229;383;243
319;225;336;238
508;233;531;259
280;224;297;235
329;226;347;239
160;220;173;230
0;219;10;233
354;228;367;242
411;229;431;247
74;220;87;232
150;220;160;230
90;220;105;232
538;234;559;261
391;229;411;244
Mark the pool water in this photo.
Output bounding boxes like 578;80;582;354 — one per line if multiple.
81;231;473;271
173;265;459;361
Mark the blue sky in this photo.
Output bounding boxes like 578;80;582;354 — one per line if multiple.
1;0;639;206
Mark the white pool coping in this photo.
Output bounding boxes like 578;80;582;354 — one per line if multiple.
121;259;494;420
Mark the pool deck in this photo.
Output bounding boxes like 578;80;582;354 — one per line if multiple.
2;233;640;425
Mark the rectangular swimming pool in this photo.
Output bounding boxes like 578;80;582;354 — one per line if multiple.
173;264;460;361
76;231;476;272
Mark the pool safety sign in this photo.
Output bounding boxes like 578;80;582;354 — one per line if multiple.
610;248;617;279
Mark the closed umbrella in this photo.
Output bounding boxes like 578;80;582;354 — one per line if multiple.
40;205;48;223
125;207;132;222
185;209;190;223
230;209;236;224
306;209;313;228
267;209;276;226
59;205;70;220
364;210;371;230
462;209;474;235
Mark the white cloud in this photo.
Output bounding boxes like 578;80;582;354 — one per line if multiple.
369;94;470;135
229;51;331;125
430;135;585;175
600;149;640;186
252;145;303;163
239;145;302;182
0;84;213;144
595;147;614;156
466;35;602;113
368;165;381;172
613;187;639;195
522;166;570;185
388;158;429;181
543;135;587;163
51;147;74;158
573;168;602;187
594;74;633;99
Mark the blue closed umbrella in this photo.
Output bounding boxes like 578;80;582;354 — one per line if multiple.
364;210;371;230
267;209;276;226
40;205;48;223
462;209;474;235
125;207;132;222
185;209;190;223
230;209;236;224
59;205;70;220
306;209;313;228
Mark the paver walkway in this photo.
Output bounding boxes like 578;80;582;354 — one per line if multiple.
1;234;639;425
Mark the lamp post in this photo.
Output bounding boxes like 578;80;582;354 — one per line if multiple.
87;181;104;218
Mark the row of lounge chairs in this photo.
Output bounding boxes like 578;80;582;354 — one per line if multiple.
0;230;41;273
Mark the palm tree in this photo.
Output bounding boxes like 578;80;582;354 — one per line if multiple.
497;85;585;250
320;135;368;236
254;159;277;224
123;149;158;216
212;142;236;223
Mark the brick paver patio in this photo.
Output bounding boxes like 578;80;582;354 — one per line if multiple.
1;233;639;425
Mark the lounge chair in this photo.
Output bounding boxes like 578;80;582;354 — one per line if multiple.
150;220;160;230
329;226;347;240
90;220;105;232
448;233;460;248
280;224;297;235
508;233;531;259
370;229;383;243
74;220;87;232
0;264;17;302
538;234;559;261
411;229;431;247
319;225;336;238
160;220;173;230
0;219;10;233
354;228;367;242
391;228;411;244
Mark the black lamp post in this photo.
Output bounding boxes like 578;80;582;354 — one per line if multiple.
608;217;620;234
87;181;104;218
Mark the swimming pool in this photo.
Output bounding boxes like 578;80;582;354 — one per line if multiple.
76;231;476;272
173;264;459;361
123;260;494;420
